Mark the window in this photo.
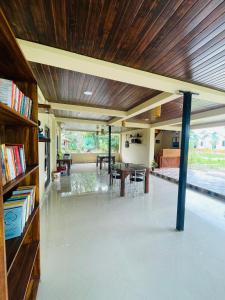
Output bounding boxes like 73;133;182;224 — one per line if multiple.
61;131;120;153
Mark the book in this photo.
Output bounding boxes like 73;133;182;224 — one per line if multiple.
3;185;36;240
0;144;26;184
0;78;32;119
13;186;36;213
4;206;24;240
0;78;13;106
0;145;7;185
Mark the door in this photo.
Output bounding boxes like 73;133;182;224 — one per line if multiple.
44;126;50;188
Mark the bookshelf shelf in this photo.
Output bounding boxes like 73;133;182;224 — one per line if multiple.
0;8;40;300
3;165;39;195
0;103;38;127
6;206;39;274
7;241;40;300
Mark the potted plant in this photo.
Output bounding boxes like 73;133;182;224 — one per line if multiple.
151;160;158;171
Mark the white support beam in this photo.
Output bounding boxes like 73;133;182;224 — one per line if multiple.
108;92;180;125
56;117;107;126
157;125;182;131
123;121;150;129
151;107;225;129
50;102;126;117
38;87;47;104
18;39;225;104
191;121;225;130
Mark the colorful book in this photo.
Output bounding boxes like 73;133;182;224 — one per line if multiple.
4;206;24;240
0;78;13;106
0;145;7;185
0;144;26;185
0;78;32;119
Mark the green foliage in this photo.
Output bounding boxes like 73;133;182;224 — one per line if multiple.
62;131;119;153
188;150;225;168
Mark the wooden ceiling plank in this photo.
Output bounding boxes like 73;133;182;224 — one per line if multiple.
148;0;222;71
17;39;225;104
109;92;184;125
151;106;225;128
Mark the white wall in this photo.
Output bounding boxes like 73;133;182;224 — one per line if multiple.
121;129;152;166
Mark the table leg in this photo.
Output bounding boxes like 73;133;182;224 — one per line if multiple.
100;158;103;170
145;168;149;193
96;156;99;167
67;162;71;176
120;172;125;197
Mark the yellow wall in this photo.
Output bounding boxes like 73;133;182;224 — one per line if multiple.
121;129;152;166
71;152;120;163
154;130;180;157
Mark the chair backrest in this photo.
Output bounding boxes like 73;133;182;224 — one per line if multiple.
131;169;146;180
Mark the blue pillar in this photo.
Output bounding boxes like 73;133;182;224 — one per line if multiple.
108;125;112;174
176;91;193;231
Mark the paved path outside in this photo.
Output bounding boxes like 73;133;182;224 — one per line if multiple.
154;167;225;199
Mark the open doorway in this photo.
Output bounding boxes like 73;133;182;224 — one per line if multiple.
44;126;51;188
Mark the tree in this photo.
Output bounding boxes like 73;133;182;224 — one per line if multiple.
211;132;219;150
189;131;199;149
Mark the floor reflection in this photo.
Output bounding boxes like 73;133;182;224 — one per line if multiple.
57;165;109;197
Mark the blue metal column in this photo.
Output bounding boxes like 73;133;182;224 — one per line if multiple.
176;91;193;231
108;125;112;174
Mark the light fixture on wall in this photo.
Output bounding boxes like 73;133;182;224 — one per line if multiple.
151;105;161;120
125;134;129;148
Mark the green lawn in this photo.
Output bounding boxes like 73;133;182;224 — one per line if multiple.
188;150;225;168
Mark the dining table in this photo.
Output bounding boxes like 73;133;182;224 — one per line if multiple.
112;163;150;197
96;154;116;170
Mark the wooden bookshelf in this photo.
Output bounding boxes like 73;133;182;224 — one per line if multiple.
0;8;40;300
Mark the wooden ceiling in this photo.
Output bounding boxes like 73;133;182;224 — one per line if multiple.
30;63;160;110
1;0;225;92
131;98;225;124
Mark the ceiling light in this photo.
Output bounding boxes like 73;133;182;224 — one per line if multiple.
145;118;149;121
84;91;92;96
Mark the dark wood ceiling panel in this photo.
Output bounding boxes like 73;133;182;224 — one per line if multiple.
53;110;110;121
1;0;225;91
132;98;225;124
30;63;160;110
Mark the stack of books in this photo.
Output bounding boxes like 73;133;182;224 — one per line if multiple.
0;144;26;185
0;78;32;119
4;186;36;240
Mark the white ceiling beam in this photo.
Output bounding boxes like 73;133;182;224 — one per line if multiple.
191;121;225;130
50;102;126;117
151;107;225;129
108;92;180;125
56;117;107;126
157;126;182;131
18;39;225;104
124;122;151;129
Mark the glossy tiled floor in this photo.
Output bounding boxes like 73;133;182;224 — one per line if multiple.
37;164;225;300
154;167;225;198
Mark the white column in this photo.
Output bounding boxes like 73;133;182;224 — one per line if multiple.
147;128;155;168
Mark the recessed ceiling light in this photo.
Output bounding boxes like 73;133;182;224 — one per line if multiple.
145;118;149;121
84;91;92;96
